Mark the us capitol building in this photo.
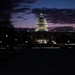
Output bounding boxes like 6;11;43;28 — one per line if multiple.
34;13;50;44
0;13;75;49
35;13;49;32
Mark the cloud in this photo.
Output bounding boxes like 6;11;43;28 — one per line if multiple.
32;8;75;24
11;0;40;14
11;0;40;9
21;0;40;4
12;0;40;4
23;19;27;20
16;16;23;19
15;16;27;20
12;7;30;13
26;12;31;14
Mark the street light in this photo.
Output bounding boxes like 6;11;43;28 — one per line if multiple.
6;35;8;37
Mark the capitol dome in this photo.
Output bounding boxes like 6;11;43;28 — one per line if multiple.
35;13;48;31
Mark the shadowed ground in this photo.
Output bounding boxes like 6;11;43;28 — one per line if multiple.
0;49;75;75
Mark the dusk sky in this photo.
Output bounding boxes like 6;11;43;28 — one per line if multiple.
11;0;75;28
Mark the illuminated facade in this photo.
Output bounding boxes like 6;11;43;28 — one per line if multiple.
35;39;49;44
35;13;48;31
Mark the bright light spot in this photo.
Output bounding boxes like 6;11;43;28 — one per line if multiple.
52;40;57;44
68;41;70;43
0;41;2;43
26;41;28;43
15;39;17;41
6;35;8;37
7;45;9;47
44;41;47;44
52;40;54;43
36;39;49;44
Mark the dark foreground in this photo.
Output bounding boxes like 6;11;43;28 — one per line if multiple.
0;49;75;75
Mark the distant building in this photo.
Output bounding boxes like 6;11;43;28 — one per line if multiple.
35;13;48;31
50;26;73;32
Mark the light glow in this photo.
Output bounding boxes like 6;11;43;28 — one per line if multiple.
6;35;8;37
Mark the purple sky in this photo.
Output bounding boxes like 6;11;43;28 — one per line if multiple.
11;0;75;28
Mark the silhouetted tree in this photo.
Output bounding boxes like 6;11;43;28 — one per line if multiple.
0;0;13;28
0;0;17;48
